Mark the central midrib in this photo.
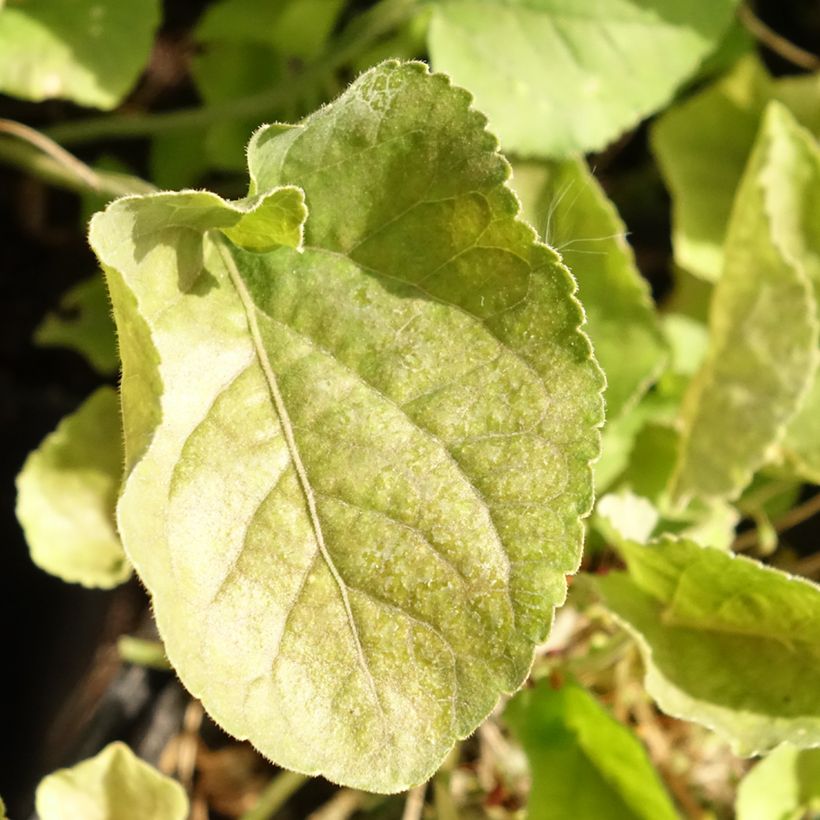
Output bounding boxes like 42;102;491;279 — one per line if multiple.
216;239;385;720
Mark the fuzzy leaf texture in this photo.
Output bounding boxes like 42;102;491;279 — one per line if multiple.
427;0;739;157
89;62;604;792
35;742;188;820
505;681;678;820
669;103;819;504
0;0;161;109
593;537;820;755
15;387;129;588
511;157;667;419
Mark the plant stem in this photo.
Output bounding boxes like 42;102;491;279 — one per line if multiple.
733;491;820;552
401;783;427;820
0;134;154;198
46;0;425;147
738;4;820;71
240;770;310;820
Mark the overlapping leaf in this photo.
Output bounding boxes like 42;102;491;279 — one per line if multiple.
652;57;820;281
670;103;819;504
35;275;118;375
428;0;738;157
35;742;188;820
512;158;666;419
15;388;128;588
505;681;678;820
594;537;820;755
736;745;820;820
90;62;604;791
0;0;160;109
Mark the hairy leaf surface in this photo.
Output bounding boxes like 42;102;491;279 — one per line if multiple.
428;0;738;157
35;742;188;820
736;745;820;820
594;538;820;755
652;57;820;281
512;158;666;418
90;62;604;791
0;0;160;109
35;275;118;375
670;103;819;504
505;681;678;820
15;387;128;588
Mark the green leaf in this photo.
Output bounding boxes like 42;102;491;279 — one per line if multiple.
593;537;820;755
0;0;160;109
505;681;678;820
595;489;658;544
511;158;666;419
15;387;129;589
0;794;6;820
34;275;118;375
670;103;819;504
89;61;604;792
736;745;820;820
189;0;346;170
35;741;188;820
427;0;738;158
652;57;820;282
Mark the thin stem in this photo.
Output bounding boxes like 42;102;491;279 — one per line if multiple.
240;770;309;820
46;0;424;147
0;135;154;198
733;491;820;552
738;4;820;71
401;784;427;820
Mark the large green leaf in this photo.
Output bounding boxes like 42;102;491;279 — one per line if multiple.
427;0;738;158
35;275;118;375
670;103;819;504
511;158;666;418
652;57;820;282
15;387;129;589
736;745;820;820
35;742;188;820
593;537;820;755
505;681;678;820
0;0;160;109
89;62;604;792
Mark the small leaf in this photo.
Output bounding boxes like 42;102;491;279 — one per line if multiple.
736;745;820;820
505;680;679;820
35;741;188;820
34;275;118;375
670;103;819;504
652;56;820;281
595;490;658;544
512;158;667;418
117;636;172;671
15;387;129;589
90;62;604;792
428;0;738;157
593;537;820;755
0;0;161;109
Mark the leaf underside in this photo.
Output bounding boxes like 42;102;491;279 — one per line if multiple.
90;62;604;792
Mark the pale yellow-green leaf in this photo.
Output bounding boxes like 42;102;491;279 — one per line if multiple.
652;56;820;281
595;490;658;544
670;103;819;504
35;742;188;820
736;745;820;820
511;158;666;419
90;62;604;792
15;387;129;588
594;537;820;755
428;0;738;157
0;0;160;109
